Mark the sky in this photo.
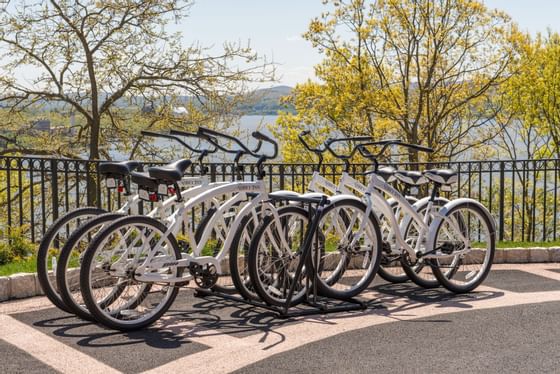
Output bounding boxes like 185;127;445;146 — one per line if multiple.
179;0;560;87
4;1;560;88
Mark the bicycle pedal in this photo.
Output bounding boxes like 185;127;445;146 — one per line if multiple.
381;241;392;254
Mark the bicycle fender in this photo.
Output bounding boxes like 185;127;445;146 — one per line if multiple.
425;198;496;252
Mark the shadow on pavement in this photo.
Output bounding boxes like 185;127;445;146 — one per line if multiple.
370;281;504;318
17;279;505;355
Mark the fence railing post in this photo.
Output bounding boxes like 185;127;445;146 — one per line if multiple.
6;158;12;232
499;161;505;241
2;155;560;244
210;163;216;183
50;158;59;223
279;164;285;190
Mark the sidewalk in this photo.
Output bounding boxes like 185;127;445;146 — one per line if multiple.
2;263;560;373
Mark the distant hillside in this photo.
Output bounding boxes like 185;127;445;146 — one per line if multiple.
8;86;295;116
237;85;295;115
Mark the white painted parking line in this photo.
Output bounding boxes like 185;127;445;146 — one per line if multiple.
0;296;56;315
0;314;121;374
155;317;254;348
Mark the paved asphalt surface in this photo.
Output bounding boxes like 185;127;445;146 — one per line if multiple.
2;263;560;373
235;301;560;374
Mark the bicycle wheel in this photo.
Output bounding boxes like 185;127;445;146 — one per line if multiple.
430;202;496;293
229;207;262;300
313;198;382;299
247;206;311;307
80;215;180;331
377;197;417;284
400;198;450;289
57;213;126;320
37;207;106;312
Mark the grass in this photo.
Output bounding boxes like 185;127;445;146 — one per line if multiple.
495;240;560;249
0;256;38;277
0;253;79;277
1;240;560;277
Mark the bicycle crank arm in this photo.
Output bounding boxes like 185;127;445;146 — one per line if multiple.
420;247;471;259
134;271;193;283
182;254;222;274
135;255;222;282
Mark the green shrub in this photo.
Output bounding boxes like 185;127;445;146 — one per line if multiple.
0;242;14;265
7;226;36;259
0;225;37;265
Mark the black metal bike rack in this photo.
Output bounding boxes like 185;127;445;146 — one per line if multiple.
194;194;383;319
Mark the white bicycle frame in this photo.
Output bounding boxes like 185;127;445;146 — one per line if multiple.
309;167;467;260
306;170;364;196
105;175;230;217
132;178;300;283
307;169;421;250
365;175;476;261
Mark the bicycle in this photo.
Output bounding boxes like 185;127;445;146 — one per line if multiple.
352;140;496;292
40;129;237;317
78;129;324;330
298;131;448;285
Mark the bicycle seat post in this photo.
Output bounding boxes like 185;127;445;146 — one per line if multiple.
233;150;244;180
197;149;209;176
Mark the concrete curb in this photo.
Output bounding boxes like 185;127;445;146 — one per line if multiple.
0;272;45;302
2;247;560;302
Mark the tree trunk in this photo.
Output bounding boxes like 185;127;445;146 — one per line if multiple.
89;118;100;160
87;118;100;206
407;124;420;169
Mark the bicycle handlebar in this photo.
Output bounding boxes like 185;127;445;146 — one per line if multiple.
356;139;433;161
324;135;375;147
323;135;384;160
141;130;216;154
298;130;327;153
197;127;277;160
252;131;278;159
198;127;263;155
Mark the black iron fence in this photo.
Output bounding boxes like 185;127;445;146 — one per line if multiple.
1;155;559;243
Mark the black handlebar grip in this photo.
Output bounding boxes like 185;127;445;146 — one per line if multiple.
251;131;273;142
169;129;199;138
252;131;278;159
141;130;166;137
409;144;434;153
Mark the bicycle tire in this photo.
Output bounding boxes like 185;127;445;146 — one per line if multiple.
377;196;418;283
247;205;312;307
80;215;180;331
430;202;496;293
314;198;382;300
400;197;450;288
37;207;106;312
56;212;127;320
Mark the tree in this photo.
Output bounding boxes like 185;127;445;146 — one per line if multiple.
487;32;560;241
497;31;560;160
276;0;520;162
0;0;272;160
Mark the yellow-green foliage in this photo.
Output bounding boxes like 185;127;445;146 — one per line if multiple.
275;0;521;162
499;31;560;159
0;226;37;266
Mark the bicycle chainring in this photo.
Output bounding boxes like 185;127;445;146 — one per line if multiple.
402;251;418;267
189;263;218;289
